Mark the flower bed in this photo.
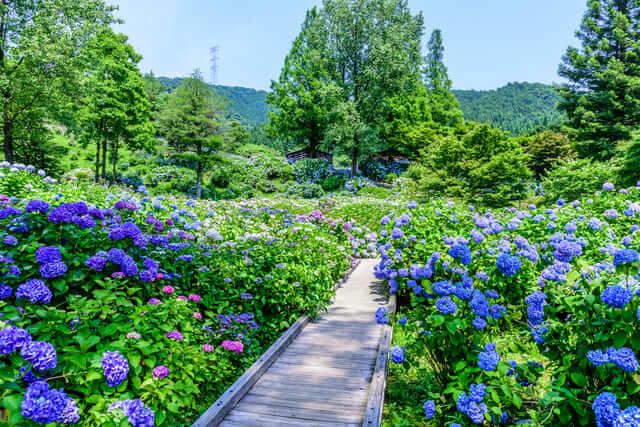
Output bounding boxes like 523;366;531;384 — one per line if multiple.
0;172;362;425
375;184;640;425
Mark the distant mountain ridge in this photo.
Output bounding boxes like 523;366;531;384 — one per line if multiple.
157;77;268;126
157;78;563;135
453;82;564;135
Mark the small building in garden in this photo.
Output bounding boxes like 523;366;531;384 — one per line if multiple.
285;148;333;164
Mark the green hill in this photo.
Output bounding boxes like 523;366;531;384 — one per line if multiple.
453;82;564;135
157;78;563;135
157;77;268;126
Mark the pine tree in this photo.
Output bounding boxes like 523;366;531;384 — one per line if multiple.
558;0;640;160
424;29;463;127
267;7;338;157
158;70;225;199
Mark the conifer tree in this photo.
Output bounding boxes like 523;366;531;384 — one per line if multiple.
424;29;463;127
558;0;640;160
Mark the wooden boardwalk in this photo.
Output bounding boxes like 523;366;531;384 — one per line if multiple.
219;258;387;427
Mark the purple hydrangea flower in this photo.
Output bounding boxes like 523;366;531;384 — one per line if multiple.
21;341;57;371
101;351;129;387
3;235;17;246
25;200;50;214
164;331;184;341
16;279;52;304
85;255;107;272
152;365;170;379
0;325;32;354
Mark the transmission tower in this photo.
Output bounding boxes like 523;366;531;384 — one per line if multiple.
210;46;220;85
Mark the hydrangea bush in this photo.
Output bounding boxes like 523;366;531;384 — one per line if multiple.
376;185;640;425
0;174;366;425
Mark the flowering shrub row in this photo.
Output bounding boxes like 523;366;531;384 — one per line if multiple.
0;173;362;425
375;183;640;425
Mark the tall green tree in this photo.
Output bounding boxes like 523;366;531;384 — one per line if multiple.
322;0;424;175
424;29;463;127
558;0;640;160
267;7;337;157
77;29;154;182
0;0;114;163
158;70;225;198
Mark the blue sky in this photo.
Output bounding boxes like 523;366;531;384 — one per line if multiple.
110;0;586;91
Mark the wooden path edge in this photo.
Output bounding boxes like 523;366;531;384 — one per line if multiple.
192;259;362;427
362;291;397;427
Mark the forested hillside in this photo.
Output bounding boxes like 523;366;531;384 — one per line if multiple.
454;82;564;135
157;77;268;125
155;78;564;136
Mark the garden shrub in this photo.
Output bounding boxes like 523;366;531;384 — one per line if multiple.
542;159;617;203
0;170;367;426
376;184;640;425
292;158;334;184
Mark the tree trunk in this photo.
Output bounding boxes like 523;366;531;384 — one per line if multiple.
3;118;13;164
111;140;119;185
195;160;203;199
95;141;101;182
101;139;107;181
351;146;358;178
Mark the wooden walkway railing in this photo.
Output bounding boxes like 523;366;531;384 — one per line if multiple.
193;258;393;427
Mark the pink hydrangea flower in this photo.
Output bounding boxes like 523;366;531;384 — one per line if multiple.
162;285;174;294
202;344;214;353
177;295;188;301
193;312;202;320
156;272;165;280
152;365;170;379
148;298;162;305
111;272;125;279
188;294;201;302
221;340;244;354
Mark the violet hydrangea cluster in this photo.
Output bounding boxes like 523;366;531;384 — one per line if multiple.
108;399;155;427
101;351;129;387
21;381;79;424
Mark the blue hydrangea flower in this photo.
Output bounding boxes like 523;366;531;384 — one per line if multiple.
478;343;500;371
102;351;129;387
553;240;582;262
21;341;57;371
375;307;388;324
391;346;405;363
397;316;407;325
40;262;68;279
25;200;50;214
109;399;155;427
21;381;79;424
449;243;472;265
615;406;640;426
35;246;62;264
496;253;522;277
587;349;610;367
470;290;489;318
472;316;487;330
0;326;32;355
85;255;107;271
16;279;52;304
593;392;620;427
601;285;633;309
423;400;436;419
0;284;12;299
609;347;639;373
613;249;640;266
3;235;17;245
490;304;506;319
435;297;457;315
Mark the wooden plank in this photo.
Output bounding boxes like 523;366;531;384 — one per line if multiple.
362;294;397;427
235;401;362;423
194;261;362;427
246;390;367;406
255;372;371;388
250;380;370;397
222;410;358;427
